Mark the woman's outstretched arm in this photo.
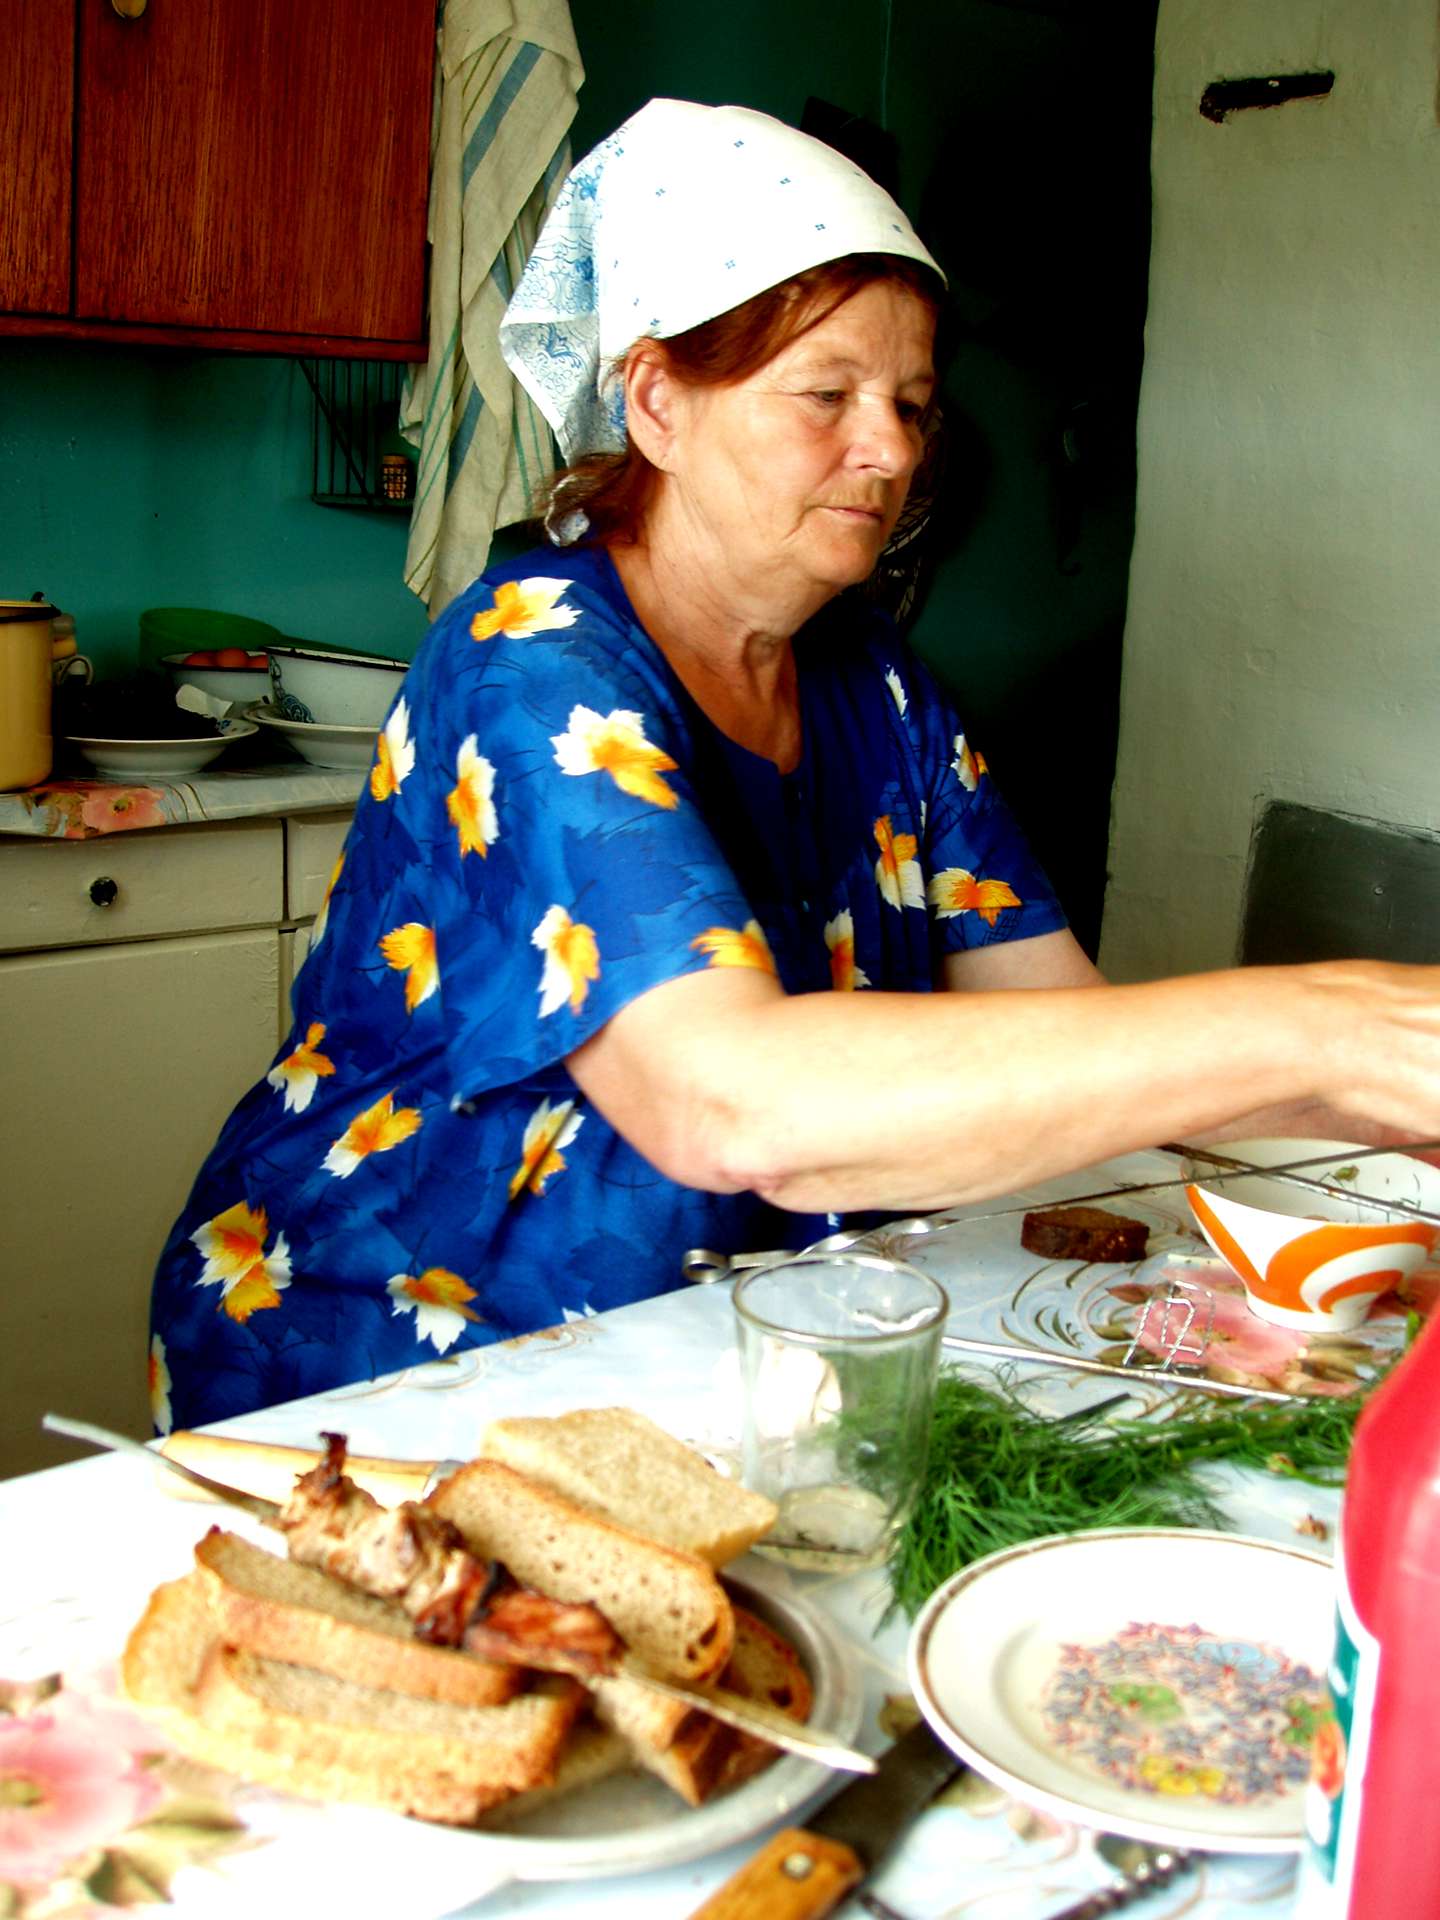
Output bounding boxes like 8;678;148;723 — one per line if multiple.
566;956;1440;1214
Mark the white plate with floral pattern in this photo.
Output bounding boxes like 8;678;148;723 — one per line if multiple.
908;1527;1333;1852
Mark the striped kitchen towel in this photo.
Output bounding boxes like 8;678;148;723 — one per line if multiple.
401;0;583;615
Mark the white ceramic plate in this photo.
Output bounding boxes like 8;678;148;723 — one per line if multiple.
446;1563;864;1883
908;1527;1333;1853
247;702;379;771
64;720;257;777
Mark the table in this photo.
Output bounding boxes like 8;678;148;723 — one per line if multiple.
0;1151;1348;1919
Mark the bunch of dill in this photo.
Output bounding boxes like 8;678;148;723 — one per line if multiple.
886;1370;1367;1621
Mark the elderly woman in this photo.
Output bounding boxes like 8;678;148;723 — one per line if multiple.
150;99;1440;1429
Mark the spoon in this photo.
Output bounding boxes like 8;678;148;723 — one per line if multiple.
1045;1835;1198;1917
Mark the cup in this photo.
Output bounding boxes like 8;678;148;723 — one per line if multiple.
733;1250;948;1573
1184;1138;1440;1332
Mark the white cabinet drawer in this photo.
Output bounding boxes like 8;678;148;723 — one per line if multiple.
286;808;353;919
0;821;283;954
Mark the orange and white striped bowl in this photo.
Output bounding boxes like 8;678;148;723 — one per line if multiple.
1184;1137;1440;1332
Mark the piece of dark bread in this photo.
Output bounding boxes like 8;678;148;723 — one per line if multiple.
1020;1204;1149;1262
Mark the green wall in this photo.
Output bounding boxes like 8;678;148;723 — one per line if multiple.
0;342;428;678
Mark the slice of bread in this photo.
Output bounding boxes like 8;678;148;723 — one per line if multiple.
590;1665;694;1760
425;1458;734;1685
476;1409;777;1567
121;1572;582;1826
593;1604;814;1807
193;1527;519;1708
479;1716;635;1828
710;1603;815;1794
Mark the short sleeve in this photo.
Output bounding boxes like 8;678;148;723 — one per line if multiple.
402;562;764;1101
892;644;1069;952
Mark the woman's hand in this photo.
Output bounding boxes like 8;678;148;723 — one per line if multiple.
1299;959;1440;1138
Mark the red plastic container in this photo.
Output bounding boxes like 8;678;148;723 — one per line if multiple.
1298;1309;1440;1912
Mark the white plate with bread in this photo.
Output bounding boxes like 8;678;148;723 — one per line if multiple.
117;1408;866;1885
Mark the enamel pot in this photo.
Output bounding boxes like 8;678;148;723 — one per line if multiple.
0;599;58;790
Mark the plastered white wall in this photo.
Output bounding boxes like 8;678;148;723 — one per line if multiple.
1100;0;1440;982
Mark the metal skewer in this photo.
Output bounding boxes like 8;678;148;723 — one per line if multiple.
939;1330;1297;1402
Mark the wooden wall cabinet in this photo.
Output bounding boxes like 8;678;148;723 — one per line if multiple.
1;0;435;359
0;807;353;1481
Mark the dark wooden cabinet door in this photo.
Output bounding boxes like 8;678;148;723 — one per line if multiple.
73;0;434;347
0;1;76;315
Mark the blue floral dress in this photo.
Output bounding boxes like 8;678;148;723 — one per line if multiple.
148;545;1067;1430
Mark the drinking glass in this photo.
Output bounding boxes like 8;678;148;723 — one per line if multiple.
733;1250;948;1573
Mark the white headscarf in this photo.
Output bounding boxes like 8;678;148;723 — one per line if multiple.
499;98;944;463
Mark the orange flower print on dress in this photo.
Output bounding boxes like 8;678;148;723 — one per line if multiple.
873;815;925;911
508;1097;584;1200
323;1091;423;1178
379;922;439;1011
884;666;908;717
267;1021;336;1113
469;578;578;641
533;906;600;1016
386;1267;482;1353
446;734;498;858
691;920;778;974
950;733;988;793
551;705;680;809
190;1201;291;1323
310;852;344;947
149;1333;173;1435
824;910;870;990
370;698;416;803
928;867;1022;927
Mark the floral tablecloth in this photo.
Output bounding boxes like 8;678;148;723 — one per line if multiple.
2;1150;1377;1920
0;763;363;840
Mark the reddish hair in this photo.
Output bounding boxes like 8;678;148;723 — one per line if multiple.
536;253;943;547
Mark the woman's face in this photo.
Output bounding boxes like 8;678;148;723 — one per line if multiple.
659;280;938;611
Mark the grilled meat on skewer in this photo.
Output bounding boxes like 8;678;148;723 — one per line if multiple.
277;1431;491;1645
277;1433;623;1667
464;1581;623;1678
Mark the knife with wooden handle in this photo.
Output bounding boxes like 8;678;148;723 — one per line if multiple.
687;1718;963;1919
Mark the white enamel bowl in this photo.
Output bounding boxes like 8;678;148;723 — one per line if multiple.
161;652;271;713
267;643;409;729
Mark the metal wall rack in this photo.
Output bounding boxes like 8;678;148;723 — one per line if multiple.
300;359;416;513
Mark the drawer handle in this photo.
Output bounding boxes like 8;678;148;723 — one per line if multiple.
110;0;149;17
88;877;120;908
